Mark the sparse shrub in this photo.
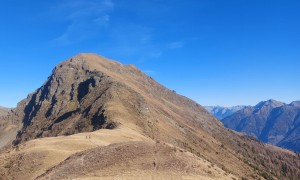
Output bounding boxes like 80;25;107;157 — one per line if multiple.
259;171;274;180
281;163;287;177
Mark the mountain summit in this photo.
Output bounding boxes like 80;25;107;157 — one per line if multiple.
11;53;214;144
1;54;300;179
254;99;284;109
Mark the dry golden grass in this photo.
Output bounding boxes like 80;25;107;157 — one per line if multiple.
0;125;236;180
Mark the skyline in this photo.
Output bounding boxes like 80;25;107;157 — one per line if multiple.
0;0;299;107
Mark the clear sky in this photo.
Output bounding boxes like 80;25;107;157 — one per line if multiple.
0;0;299;107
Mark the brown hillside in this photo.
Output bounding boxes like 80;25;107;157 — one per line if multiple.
1;53;300;179
0;126;236;180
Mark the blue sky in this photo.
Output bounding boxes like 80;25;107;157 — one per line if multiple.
0;0;299;107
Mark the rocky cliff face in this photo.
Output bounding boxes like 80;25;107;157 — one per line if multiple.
1;54;300;179
14;57;117;144
222;99;300;151
12;54;214;145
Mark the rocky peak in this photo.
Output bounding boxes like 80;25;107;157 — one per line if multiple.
13;54;118;144
254;99;284;110
12;53;206;144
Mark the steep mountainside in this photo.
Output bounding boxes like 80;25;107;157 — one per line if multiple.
205;106;246;119
222;99;300;152
1;54;300;179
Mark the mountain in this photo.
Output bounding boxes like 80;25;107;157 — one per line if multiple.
0;106;18;148
205;106;246;120
1;54;300;179
0;106;10;117
222;99;300;152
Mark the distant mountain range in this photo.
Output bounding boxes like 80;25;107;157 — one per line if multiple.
0;106;9;117
221;99;300;152
204;105;246;119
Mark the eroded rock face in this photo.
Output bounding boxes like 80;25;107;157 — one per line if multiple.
11;54;213;145
14;57;116;144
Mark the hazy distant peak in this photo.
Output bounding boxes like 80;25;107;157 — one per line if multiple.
0;106;10;117
0;106;9;111
254;99;284;109
204;105;246;120
290;101;300;107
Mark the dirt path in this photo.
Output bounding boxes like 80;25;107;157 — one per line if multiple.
87;133;101;147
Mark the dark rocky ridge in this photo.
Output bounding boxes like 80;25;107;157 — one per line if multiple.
13;57;117;144
222;99;300;152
